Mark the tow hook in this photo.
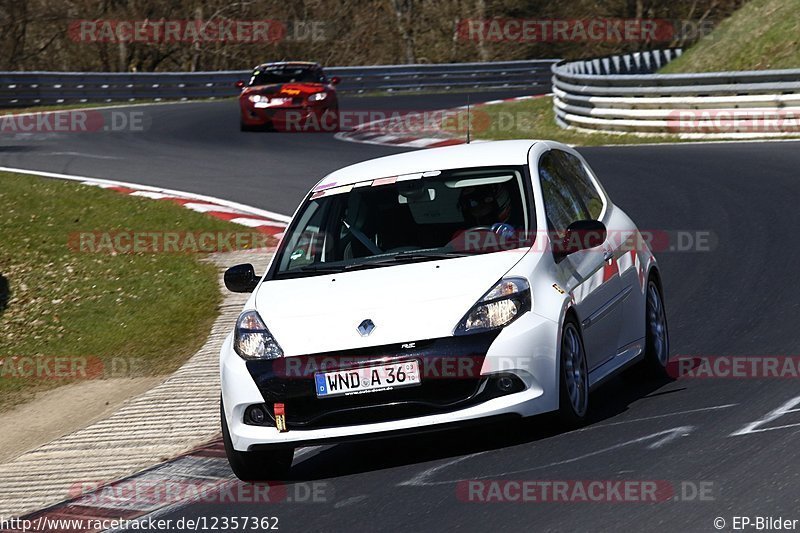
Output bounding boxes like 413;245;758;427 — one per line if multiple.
274;403;287;432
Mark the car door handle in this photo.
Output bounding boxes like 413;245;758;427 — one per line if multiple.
603;250;614;262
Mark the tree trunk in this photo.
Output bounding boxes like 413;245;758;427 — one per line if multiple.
389;0;416;63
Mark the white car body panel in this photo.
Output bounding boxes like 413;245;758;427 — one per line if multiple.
220;139;659;451
256;251;525;356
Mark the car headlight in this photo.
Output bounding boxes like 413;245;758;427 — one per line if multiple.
248;94;268;103
455;278;531;335
233;310;284;360
308;92;328;102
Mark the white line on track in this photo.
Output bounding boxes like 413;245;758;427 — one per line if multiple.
398;452;487;487
397;404;738;488
293;445;328;464
39;151;122;160
399;426;696;487
0;99;209;118
333;495;369;508
574;403;739;432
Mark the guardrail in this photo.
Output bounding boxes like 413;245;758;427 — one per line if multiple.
552;49;800;137
0;60;558;107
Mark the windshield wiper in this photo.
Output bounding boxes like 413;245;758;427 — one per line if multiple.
391;250;474;261
297;261;392;273
294;250;472;275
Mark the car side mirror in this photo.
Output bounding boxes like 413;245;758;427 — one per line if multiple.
235;80;245;89
224;263;260;293
553;220;607;260
330;76;341;85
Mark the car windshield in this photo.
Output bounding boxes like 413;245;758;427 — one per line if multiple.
249;66;321;86
270;166;534;279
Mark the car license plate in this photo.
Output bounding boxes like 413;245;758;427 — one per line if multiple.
315;360;421;398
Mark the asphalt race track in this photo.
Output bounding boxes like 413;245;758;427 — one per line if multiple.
3;92;800;532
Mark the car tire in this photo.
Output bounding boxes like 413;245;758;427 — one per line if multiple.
557;318;589;426
320;107;339;132
220;399;294;481
640;277;670;377
240;121;258;132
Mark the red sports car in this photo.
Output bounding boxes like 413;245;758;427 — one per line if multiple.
237;61;340;132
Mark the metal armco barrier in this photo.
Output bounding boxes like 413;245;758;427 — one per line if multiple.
0;60;558;107
552;49;800;137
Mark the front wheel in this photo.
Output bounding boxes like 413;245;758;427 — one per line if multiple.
641;278;670;376
558;319;589;426
221;399;293;481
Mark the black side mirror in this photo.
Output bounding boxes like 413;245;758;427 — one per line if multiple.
224;264;260;293
553;220;607;260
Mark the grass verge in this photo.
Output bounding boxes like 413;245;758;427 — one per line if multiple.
0;172;246;411
661;0;800;73
472;96;688;146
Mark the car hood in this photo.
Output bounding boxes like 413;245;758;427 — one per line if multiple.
254;251;526;356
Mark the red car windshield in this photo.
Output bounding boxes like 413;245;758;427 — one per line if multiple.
248;66;323;86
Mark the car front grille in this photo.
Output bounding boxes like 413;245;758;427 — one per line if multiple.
244;331;524;430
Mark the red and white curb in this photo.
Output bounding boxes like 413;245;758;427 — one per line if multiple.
334;94;548;148
0;168;293;525
0;167;291;239
4;438;328;533
0;247;262;524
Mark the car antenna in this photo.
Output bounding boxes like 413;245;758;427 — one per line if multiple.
466;94;471;144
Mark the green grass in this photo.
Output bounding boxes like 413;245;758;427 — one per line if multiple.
0;173;246;410
661;0;800;73
471;96;688;146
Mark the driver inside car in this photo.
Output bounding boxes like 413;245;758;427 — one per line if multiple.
457;184;518;241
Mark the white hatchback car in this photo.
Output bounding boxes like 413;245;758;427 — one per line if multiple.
220;140;669;480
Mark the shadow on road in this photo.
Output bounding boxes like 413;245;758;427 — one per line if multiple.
287;372;676;482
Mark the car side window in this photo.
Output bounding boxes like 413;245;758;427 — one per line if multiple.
554;151;604;220
538;151;589;233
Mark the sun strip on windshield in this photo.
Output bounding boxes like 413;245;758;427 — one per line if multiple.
310;172;430;199
310;184;353;199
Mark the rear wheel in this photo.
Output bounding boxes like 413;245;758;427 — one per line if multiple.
221;399;293;481
558;319;589;426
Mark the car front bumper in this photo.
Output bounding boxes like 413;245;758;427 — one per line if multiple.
239;101;333;130
220;310;560;451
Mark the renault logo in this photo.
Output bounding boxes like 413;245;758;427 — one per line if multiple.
357;319;375;337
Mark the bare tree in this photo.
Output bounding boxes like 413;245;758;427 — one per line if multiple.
389;0;417;63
